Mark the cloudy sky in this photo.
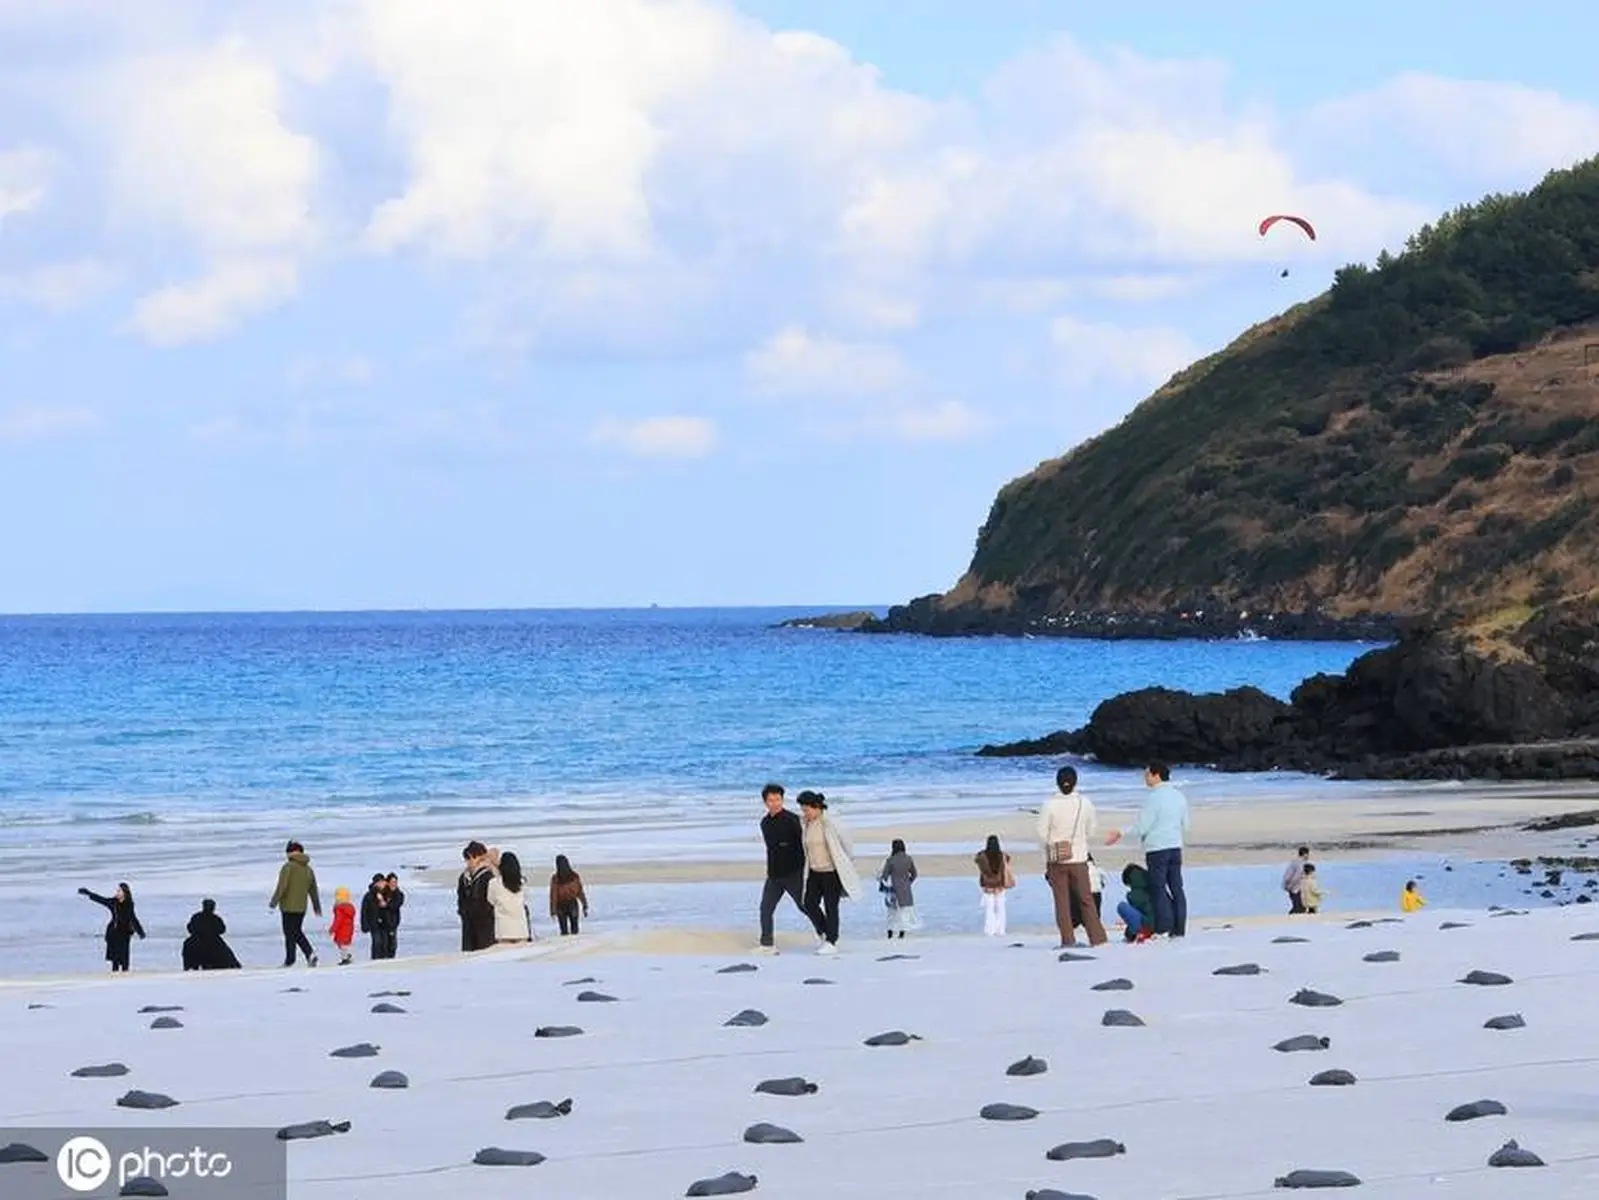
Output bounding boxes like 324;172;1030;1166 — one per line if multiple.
2;0;1595;612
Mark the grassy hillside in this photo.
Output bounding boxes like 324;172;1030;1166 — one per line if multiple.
953;156;1599;624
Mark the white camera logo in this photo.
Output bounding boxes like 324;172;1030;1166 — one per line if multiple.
57;1135;112;1192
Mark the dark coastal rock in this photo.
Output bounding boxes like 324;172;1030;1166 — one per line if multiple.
507;1099;572;1120
1460;970;1513;986
1006;1056;1048;1077
755;1077;818;1096
120;1178;169;1197
72;1062;130;1078
864;1030;920;1046
1488;1140;1544;1167
330;1043;380;1058
725;1009;769;1027
0;1143;48;1163
1214;963;1264;976
980;1103;1039;1121
1447;1099;1507;1122
1273;936;1311;944
744;1123;802;1143
1290;989;1343;1008
368;989;411;997
535;1026;583;1038
686;1171;758;1196
1309;1070;1357;1087
577;991;618;1003
138;1005;183;1013
1363;951;1401;963
1091;978;1134;991
1274;1035;1330;1053
117;1090;178;1109
149;1017;183;1029
1484;1014;1526;1030
371;1002;407;1014
717;964;758;975
1274;1169;1362;1188
1057;951;1096;963
473;1147;546;1167
1046;1139;1125;1161
1101;1009;1145;1027
370;1071;409;1090
276;1120;350;1141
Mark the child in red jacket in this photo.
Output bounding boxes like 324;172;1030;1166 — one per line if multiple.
330;887;356;965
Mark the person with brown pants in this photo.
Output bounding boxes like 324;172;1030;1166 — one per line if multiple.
1036;765;1107;947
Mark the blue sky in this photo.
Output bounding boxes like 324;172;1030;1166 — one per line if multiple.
1;1;1595;613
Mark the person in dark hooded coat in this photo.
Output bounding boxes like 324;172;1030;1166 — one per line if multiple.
182;898;241;970
79;882;145;972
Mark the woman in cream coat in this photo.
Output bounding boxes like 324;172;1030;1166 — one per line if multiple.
486;849;533;945
797;791;859;956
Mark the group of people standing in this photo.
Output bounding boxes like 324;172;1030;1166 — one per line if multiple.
455;840;590;951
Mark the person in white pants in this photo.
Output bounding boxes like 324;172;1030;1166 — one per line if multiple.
975;835;1014;936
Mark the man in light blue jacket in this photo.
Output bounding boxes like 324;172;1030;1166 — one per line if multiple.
1106;762;1190;937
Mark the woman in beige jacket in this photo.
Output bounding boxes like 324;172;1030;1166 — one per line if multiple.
1035;765;1108;947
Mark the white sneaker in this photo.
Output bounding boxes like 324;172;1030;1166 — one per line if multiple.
815;942;838;956
752;945;779;956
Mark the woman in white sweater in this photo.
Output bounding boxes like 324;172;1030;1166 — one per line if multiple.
486;849;533;944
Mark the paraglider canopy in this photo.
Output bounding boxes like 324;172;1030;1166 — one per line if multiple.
1259;214;1316;240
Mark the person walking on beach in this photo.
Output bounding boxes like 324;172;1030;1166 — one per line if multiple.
975;835;1015;937
488;849;533;944
1300;863;1324;914
1116;862;1154;942
798;791;859;955
1283;846;1310;914
329;887;357;964
360;874;392;961
1401;879;1426;913
1037;766;1107;947
877;838;918;939
79;883;145;972
182;899;240;970
458;842;496;951
383;872;405;957
1106;763;1190;939
756;783;806;954
269;841;321;967
550;855;589;936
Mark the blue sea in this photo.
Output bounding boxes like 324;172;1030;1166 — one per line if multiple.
0;608;1539;976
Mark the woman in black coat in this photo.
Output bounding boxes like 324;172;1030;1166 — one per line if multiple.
79;883;145;972
182;898;240;970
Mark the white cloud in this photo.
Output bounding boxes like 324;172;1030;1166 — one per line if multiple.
591;414;719;459
127;258;298;347
0;146;51;224
286;353;379;389
0;258;118;312
745;326;908;397
0;404;101;444
1049;314;1202;390
880;401;986;442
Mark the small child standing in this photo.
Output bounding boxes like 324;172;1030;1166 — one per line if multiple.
1300;863;1324;914
877;838;919;939
330;887;357;964
1401;879;1426;913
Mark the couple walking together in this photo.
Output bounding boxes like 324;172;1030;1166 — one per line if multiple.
757;783;858;955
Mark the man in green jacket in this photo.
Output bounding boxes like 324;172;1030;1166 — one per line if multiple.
1116;862;1154;943
269;841;322;967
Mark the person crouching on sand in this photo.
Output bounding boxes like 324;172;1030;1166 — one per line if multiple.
877;838;918;939
1401;879;1426;913
1117;862;1154;943
329;887;357;964
182;898;239;970
550;855;589;936
798;791;859;955
79;883;145;972
975;835;1015;937
488;849;533;944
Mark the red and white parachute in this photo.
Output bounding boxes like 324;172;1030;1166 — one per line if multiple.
1258;214;1316;240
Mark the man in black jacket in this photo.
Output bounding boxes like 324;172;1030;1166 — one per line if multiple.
756;783;806;953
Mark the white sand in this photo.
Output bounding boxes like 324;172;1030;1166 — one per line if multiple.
5;907;1599;1197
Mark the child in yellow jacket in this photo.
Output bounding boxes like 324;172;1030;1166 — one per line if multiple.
1299;863;1325;913
1401;879;1425;913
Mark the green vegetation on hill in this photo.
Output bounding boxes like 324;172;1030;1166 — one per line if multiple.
960;156;1599;623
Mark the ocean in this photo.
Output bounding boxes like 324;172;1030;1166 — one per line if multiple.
0;607;1498;976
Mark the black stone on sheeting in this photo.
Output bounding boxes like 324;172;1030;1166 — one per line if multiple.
1010;942;1026;948
1006;1056;1048;1077
0;1143;48;1163
686;1171;758;1196
877;953;920;961
1046;1139;1125;1161
1290;989;1343;1008
717;964;758;975
576;991;618;1003
1440;921;1471;930
1091;978;1134;991
1272;935;1310;944
1446;1099;1507;1122
26;1003;51;1009
1214;963;1264;976
1571;931;1599;942
725;1009;769;1027
1274;1036;1330;1053
330;1043;380;1058
276;1120;351;1141
1025;1192;1098;1200
282;986;306;993
534;1026;583;1038
1101;1009;1144;1027
743;1122;803;1143
117;1090;178;1110
506;1099;573;1120
1484;1014;1526;1031
473;1147;546;1167
1309;1070;1357;1087
138;1005;183;1013
1057;951;1096;963
368;990;411;998
371;1002;407;1013
864;1030;920;1046
1363;951;1400;963
149;1017;183;1029
754;1077;817;1096
801;978;834;986
1489;910;1528;918
1459;970;1513;986
72;1062;130;1078
1345;921;1374;930
1488;1140;1544;1168
563;977;597;985
1274;1169;1362;1188
980;1103;1038;1121
1372;918;1403;925
370;1071;409;1090
120;1178;169;1197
